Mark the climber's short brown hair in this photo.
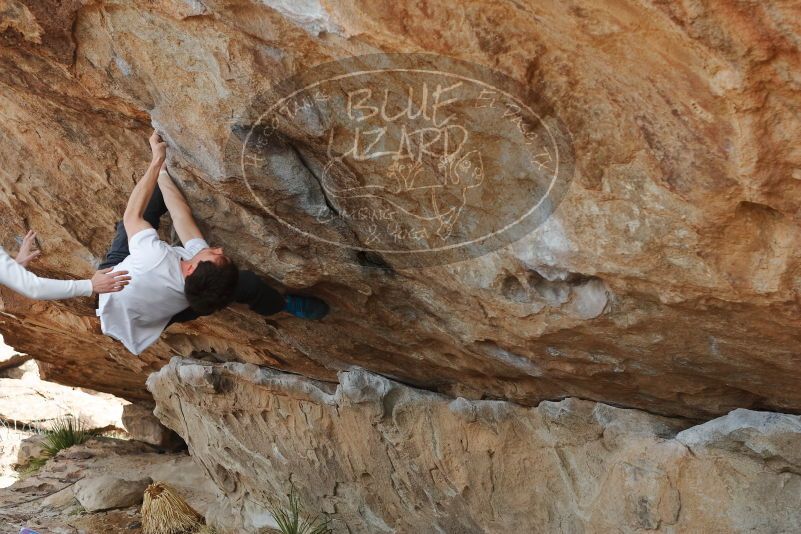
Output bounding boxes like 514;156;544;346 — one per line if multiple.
184;259;239;315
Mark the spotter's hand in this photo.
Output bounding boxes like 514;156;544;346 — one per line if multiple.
15;230;41;268
91;267;131;294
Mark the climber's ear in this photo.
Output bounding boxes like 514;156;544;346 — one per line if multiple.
182;261;197;278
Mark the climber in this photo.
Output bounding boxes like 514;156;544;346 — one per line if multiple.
96;130;328;355
0;230;129;300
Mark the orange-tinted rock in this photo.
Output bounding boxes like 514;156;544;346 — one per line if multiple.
0;0;800;419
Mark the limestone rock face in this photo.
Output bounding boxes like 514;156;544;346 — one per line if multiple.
0;376;126;430
1;1;801;418
121;402;185;450
149;358;801;533
5;2;801;529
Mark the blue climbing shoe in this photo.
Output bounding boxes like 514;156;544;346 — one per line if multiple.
284;294;329;320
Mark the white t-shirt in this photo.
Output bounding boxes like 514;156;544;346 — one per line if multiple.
97;228;208;355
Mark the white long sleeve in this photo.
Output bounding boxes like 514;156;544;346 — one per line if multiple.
0;246;92;300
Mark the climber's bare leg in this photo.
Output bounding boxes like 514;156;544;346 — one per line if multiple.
157;163;204;246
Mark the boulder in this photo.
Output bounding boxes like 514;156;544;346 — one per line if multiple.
0;353;31;374
0;0;799;421
74;475;153;512
0;359;39;380
14;434;47;468
149;358;801;533
121;403;185;450
42;486;77;508
0;377;126;431
3;1;801;530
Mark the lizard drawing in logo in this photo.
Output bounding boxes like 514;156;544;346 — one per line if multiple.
319;147;485;242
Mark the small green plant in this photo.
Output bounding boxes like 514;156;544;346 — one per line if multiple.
270;484;332;534
19;417;99;476
40;417;96;457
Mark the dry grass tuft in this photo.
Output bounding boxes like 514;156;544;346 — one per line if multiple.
141;481;205;534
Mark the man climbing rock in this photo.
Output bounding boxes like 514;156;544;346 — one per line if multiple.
97;130;328;355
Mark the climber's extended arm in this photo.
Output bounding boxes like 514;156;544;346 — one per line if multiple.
157;166;204;247
123;131;166;238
